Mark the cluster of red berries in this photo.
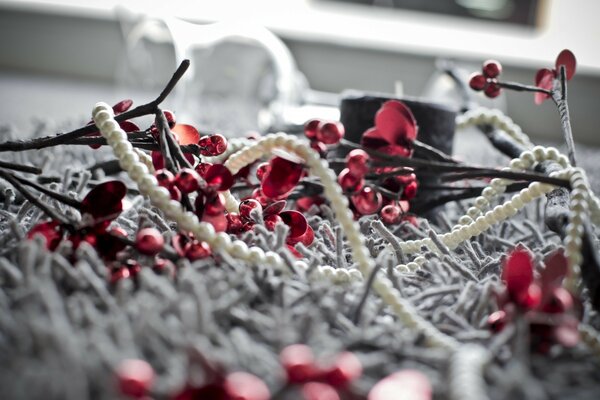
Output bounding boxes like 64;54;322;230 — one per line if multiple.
468;60;503;98
487;248;580;353
303;118;345;155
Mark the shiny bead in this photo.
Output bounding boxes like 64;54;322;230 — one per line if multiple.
224;372;270;400
280;344;317;383
483;59;502;78
239;199;262;221
468;73;486;91
135;228;164;255
345;149;370;177
303;118;322;140
116;359;155;399
316;121;345;145
337;168;364;192
484;82;501;98
351;186;383;215
380;204;402;224
321;351;362;387
174;168;201;193
155;169;174;188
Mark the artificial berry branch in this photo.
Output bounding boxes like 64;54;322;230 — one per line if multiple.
0;59;191;153
551;66;577;166
0;159;42;174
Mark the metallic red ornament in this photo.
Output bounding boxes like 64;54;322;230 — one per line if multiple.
116;359;155;399
199;134;228;156
468;73;487;91
316;121;345;145
226;212;244;234
185;240;212;260
261;157;304;199
487;310;507;333
27;220;63;250
255;162;270;182
169;185;182;201
345;149;370;178
195;162;213;178
113;99;133;114
351;186;383;215
301;382;340;400
502;248;534;301
482;60;502;78
555;49;576;80
380;204;401;225
202;212;228;232
156;169;175;188
280;210;310;244
171;124;200;146
264;214;283;231
304;118;322;140
81;180;127;229
310;141;328;157
223;372;270;400
204;164;234;191
368;370;432;400
174;168;201;194
280;344;318;384
321;351;362;387
484;82;501;98
204;193;226;216
239;199;263;221
338;168;364;192
135;228;164;255
403;180;418;200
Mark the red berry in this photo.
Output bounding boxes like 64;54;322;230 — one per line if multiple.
174;168;201;193
163;110;176;128
261;157;304;199
135;228;164;256
543;287;574;313
368;370;431;400
301;382;340;400
204;193;226;216
224;372;270;400
310;141;328;157
110;267;131;284
264;214;283;231
169;185;182;201
116;359;155;399
351;186;383;215
185;240;212;260
468;73;487;91
403;180;418;200
487;310;507;333
338;168;364;192
255;162;270;182
483;60;502;78
516;283;542;310
322;351;362;387
239;199;262;221
155;169;175;188
194;162;213;178
345;149;370;177
27;220;63;251
484;82;501;98
317;121;345;145
304;118;322;140
199;134;228;156
251;188;270;207
280;344;317;384
380;204;401;225
226;212;244;233
204;164;234;191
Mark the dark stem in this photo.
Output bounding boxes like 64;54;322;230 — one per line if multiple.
0;160;42;175
551;66;577;166
0;60;190;152
13;175;82;209
497;80;553;95
0;170;69;224
156;109;193;169
155;112;176;173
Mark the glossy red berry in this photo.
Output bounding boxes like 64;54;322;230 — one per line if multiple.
116;359;155;399
351;186;383;215
310;141;328;157
252;188;270;207
199;134;228;156
204;193;226;216
322;351;362;387
27;220;64;250
194;162;213;178
135;228;164;255
301;382;340;400
110;267;131;284
380;204;402;225
484;82;501;98
345;149;370;177
185;240;212;260
224;372;270;400
280;344;317;383
155;169;175;188
226;212;244;233
487;310;507;333
338;168;364;192
255;162;270;182
204;164;234;191
304;118;322;140
317;121;345;145
403;180;418;200
261;157;304;199
468;73;487;91
264;214;283;231
483;60;502;78
516;283;542;310
368;370;432;400
239;199;263;221
169;185;182;201
174;168;201;194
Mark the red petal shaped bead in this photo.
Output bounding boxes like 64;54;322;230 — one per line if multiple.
297;225;314;246
239;199;262;222
174;168;201;194
116;359;155;399
255;162;270;182
171;124;200;146
321;351;362;387
224;372;270;400
81;180;127;228
516;283;542;310
351;186;383;215
261;157;304;199
263;200;287;217
151;151;165;170
112;99;133;114
482;60;502;78
199;134;228;156
310;140;328;157
226;212;244;234
534;68;555;105
304;119;322;140
202;212;228;232
403;180;418;200
119;120;140;133
368;370;432;400
484;82;502;98
135;227;164;256
280;344;317;384
555;49;576;80
502;248;534;300
204;164;234;191
375;101;417;143
264;214;282;231
95;227;128;260
316;121;345;145
169;186;182;201
469;73;487;91
27;220;63;250
380;204;402;225
345;149;370;178
280;210;309;241
204;193;226;216
301;382;340;400
542;287;574;314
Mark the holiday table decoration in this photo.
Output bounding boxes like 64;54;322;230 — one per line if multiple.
1;50;600;400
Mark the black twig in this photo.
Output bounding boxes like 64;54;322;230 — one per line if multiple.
0;160;42;175
13;175;82;209
497;80;553;95
551;66;577;166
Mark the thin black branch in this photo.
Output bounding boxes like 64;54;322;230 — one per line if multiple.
0;60;190;152
0;160;42;175
497;80;553;95
551;66;577;166
13;175;82;209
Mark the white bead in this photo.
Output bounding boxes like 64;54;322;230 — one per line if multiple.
265;251;283;266
212;232;232;249
475;196;488;209
503;203;518;217
93;110;113;125
481;187;496;199
348;269;363;281
459;216;473;225
519;151;535;164
557;155;570;167
493;205;506;219
532;146;546;161
519;188;533;203
545;147;559;160
120;152;140;171
467;207;481;218
509;159;524;170
138;174;158;195
129;163;149;181
106;129;127;143
294;261;309;271
248;247;266;264
92;102;112;117
178;212;199;232
149;186;170;204
510;195;524;209
230;240;249;258
100;119;120;133
475;216;488;231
